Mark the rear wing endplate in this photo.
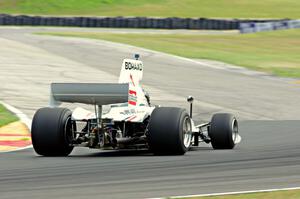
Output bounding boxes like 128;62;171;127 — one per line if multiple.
49;83;129;107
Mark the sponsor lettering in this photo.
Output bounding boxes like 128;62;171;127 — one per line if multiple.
125;62;143;71
128;89;137;106
120;109;146;115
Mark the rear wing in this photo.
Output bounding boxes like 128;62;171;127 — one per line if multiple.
49;83;129;107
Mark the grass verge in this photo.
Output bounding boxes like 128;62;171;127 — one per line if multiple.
0;104;18;127
175;189;300;199
40;29;300;78
0;0;299;18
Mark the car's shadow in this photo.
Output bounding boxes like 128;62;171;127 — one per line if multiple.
69;149;152;158
67;146;213;158
31;146;213;158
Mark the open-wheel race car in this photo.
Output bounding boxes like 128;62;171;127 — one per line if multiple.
31;55;241;156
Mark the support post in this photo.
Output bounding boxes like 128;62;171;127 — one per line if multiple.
187;96;194;118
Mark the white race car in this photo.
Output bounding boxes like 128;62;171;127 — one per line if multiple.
31;55;241;156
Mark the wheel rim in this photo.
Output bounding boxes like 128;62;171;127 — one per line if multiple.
64;117;74;145
232;119;238;142
183;117;192;148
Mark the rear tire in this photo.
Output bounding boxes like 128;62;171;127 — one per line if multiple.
147;107;192;155
31;107;74;156
209;113;238;149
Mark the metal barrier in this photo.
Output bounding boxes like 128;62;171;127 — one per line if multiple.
239;19;300;33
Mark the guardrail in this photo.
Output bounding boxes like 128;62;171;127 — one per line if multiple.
0;14;285;30
239;20;300;33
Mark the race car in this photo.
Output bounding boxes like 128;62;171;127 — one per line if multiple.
31;54;241;156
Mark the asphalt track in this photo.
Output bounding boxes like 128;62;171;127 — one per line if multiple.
0;27;300;199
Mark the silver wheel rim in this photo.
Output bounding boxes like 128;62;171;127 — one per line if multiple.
183;117;192;148
232;119;238;142
64;117;74;145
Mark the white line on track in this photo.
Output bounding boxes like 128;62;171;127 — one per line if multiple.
0;100;33;152
0;101;32;130
149;186;300;199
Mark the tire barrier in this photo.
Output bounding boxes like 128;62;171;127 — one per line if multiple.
0;14;288;30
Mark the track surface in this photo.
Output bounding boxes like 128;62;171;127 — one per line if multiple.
0;27;300;198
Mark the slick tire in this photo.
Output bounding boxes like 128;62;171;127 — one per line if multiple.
147;107;192;155
209;113;238;149
31;107;74;156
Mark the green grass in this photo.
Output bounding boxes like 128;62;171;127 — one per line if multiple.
176;189;300;199
0;104;18;127
20;137;30;141
0;0;299;18
40;29;300;78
